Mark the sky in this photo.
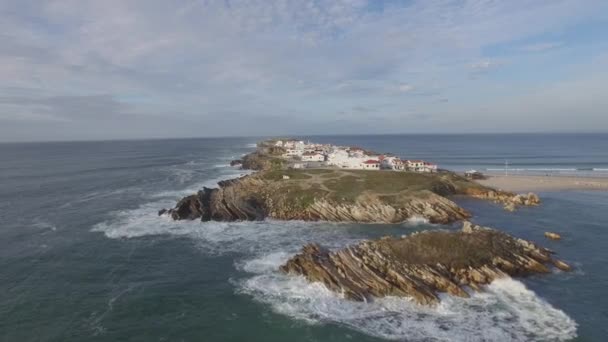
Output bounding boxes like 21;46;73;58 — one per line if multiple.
1;0;608;142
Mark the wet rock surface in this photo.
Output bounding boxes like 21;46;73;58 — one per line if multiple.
280;222;570;305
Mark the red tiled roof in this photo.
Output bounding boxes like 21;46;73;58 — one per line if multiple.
363;160;380;164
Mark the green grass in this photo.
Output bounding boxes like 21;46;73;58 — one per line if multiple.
256;168;489;207
323;170;442;201
280;184;328;209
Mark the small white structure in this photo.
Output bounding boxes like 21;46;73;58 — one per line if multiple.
301;152;325;162
274;140;284;147
282;175;290;180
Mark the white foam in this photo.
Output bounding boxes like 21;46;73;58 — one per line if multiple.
238;269;578;342
403;216;430;226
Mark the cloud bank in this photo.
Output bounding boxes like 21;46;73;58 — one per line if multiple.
1;0;608;141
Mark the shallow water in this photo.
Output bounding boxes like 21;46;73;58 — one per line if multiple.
1;135;607;341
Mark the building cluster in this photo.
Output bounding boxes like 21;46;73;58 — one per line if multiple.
272;139;438;173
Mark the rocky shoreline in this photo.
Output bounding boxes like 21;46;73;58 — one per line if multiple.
281;221;571;305
159;168;540;224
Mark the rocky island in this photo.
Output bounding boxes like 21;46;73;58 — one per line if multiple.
281;221;571;305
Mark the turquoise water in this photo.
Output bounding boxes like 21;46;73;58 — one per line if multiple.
1;134;607;341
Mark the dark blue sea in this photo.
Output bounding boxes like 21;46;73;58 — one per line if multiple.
1;134;607;342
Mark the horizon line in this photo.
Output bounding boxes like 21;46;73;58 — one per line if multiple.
1;131;607;145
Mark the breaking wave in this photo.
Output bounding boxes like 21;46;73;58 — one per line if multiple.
237;254;578;342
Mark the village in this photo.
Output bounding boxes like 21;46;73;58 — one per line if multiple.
270;139;438;173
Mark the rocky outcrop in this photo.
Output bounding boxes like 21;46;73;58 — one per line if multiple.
240;151;284;171
280;222;570;305
545;232;562;240
463;187;540;211
160;173;472;224
302;195;470;224
161;168;542;224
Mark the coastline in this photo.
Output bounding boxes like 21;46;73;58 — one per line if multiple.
477;174;608;192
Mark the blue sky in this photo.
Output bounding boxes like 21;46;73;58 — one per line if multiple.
1;0;607;141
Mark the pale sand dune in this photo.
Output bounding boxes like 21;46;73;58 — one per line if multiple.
477;175;608;192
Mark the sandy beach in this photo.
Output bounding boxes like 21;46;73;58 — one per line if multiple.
477;175;608;192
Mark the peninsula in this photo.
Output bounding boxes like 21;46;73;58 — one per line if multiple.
161;139;540;223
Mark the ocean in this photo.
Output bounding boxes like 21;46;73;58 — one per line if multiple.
0;134;607;341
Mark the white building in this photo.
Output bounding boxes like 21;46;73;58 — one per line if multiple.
326;149;369;169
422;162;438;173
284;149;303;157
406;160;425;171
301;152;325;162
362;159;380;169
406;160;437;172
381;156;405;170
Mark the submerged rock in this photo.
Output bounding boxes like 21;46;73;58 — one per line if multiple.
280;222;570;305
545;232;562;240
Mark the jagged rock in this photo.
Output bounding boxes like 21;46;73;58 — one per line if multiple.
545;232;562;240
230;159;242;167
281;225;570;305
160;173;472;223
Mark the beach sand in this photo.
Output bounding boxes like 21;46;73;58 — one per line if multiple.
477;175;608;192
